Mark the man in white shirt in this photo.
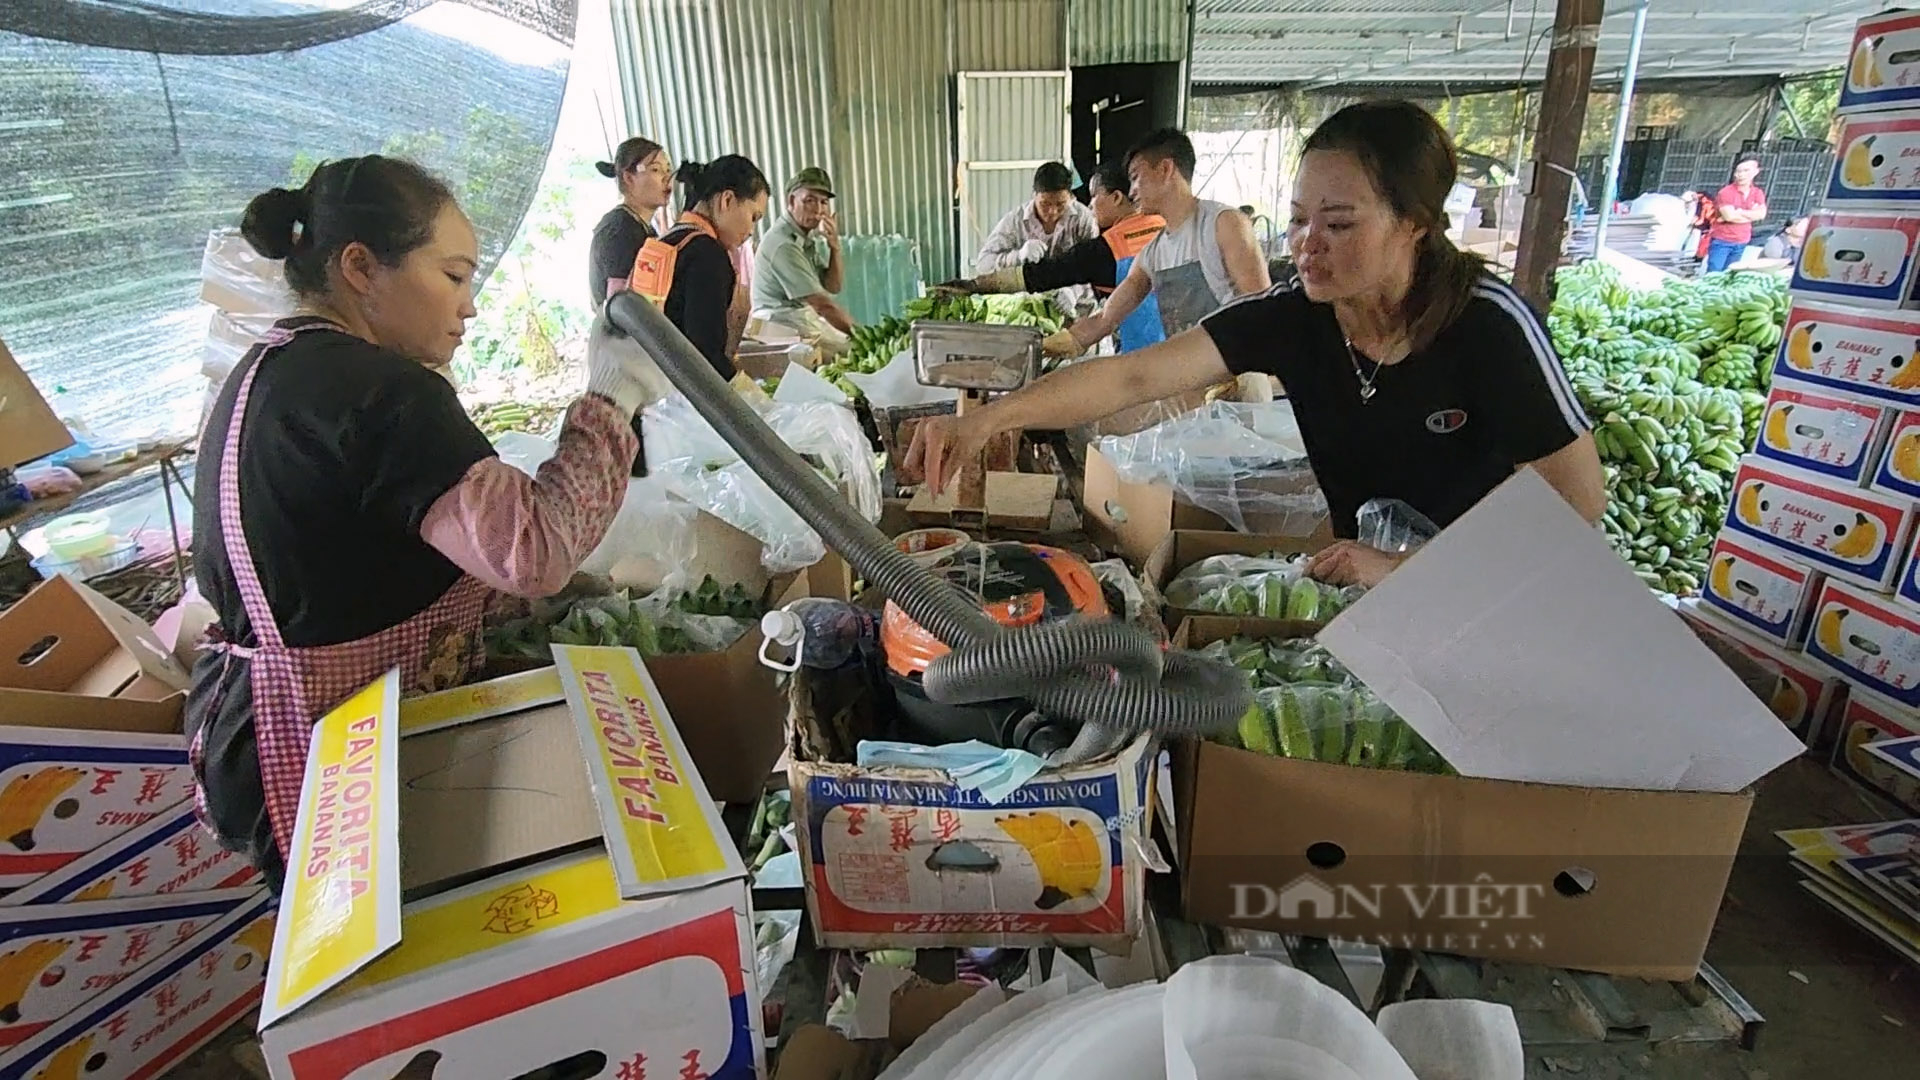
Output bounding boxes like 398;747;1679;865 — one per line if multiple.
974;162;1098;274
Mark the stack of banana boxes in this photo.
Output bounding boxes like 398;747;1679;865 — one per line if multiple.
1688;9;1920;818
0;575;275;1080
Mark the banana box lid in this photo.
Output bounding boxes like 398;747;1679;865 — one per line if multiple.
1722;456;1915;590
1840;11;1920;116
1791;212;1920;310
1828;111;1920;208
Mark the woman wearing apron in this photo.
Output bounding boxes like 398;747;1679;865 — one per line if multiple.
630;155;769;380
186;155;670;890
907;102;1606;587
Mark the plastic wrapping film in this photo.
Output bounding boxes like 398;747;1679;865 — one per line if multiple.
1164;553;1364;621
1355;497;1441;555
643;392;882;573
492;431;701;594
484;584;756;664
1094;400;1327;535
198;228;296;436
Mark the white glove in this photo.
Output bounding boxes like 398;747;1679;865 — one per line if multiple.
585;311;672;415
1018;239;1047;263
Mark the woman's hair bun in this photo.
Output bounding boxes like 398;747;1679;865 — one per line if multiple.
240;187;312;260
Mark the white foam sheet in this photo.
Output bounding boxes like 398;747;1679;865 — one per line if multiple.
1162;956;1419;1080
1018;982;1167;1080
1375;1001;1523;1080
875;974;1076;1080
945;984;1116;1079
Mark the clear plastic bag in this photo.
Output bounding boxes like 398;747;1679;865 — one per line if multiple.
643;392;882;573
484;585;755;663
1199;635;1352;688
1236;683;1449;773
1089;557;1148;622
1094;400;1328;535
1164;553;1364;620
492;433;701;593
1355;498;1442;555
200;228;295;318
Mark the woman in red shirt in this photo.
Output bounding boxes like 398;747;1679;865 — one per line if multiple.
1706;156;1767;273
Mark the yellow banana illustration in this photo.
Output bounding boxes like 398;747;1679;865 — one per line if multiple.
1893;345;1920;390
1770;677;1807;725
1785;323;1817;370
1802;230;1831;280
0;768;86;853
1894;431;1920;481
234;915;276;962
1764;403;1795;451
1844;136;1880;189
28;1034;92;1080
72;880;114;903
1818;606;1850;656
0;939;70;1025
1853;36;1887;89
1831;512;1882;561
1736;481;1766;527
996;811;1104;910
1709;555;1736;600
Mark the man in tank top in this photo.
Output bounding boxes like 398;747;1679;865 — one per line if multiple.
1044;128;1270;357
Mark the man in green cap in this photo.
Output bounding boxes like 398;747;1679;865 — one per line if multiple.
750;166;854;355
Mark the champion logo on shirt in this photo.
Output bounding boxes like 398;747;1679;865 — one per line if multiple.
1425;409;1469;434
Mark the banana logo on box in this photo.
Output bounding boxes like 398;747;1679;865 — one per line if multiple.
0;939;69;1025
1853;35;1888;89
1801;230;1832;280
1735;480;1768;528
996;811;1104;910
1893;340;1920;390
0;768;86;853
1763;402;1795;451
1844;135;1885;189
1831;512;1882;561
1892;430;1920;483
1817;606;1852;657
27;1034;96;1080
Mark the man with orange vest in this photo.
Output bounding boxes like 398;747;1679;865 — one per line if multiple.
937;161;1167;353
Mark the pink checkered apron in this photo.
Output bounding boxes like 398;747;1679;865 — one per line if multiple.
191;321;491;861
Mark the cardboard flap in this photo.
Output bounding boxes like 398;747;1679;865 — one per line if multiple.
0;577;120;692
398;665;564;737
0;334;72;469
261;671;404;1028
552;645;745;898
1318;471;1805;793
72;578;191;691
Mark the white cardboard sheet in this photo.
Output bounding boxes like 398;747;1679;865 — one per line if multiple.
1317;471;1805;792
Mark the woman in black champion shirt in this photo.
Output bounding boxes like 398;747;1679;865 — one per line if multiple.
906;101;1606;589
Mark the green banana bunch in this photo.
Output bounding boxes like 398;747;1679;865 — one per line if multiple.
1549;263;1786;598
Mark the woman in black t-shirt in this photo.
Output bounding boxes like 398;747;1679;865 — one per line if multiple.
906;101;1605;588
587;136;673;307
185;156;668;889
636;155;769;380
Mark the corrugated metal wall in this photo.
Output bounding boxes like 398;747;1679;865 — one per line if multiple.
1067;0;1188;67
954;0;1065;72
610;0;1163;280
833;0;955;281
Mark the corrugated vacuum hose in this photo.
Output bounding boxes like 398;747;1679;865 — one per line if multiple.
604;292;1250;761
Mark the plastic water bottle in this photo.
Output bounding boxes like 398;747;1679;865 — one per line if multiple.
758;598;878;672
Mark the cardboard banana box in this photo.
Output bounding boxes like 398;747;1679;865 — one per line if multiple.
1829;689;1920;815
1827;111;1920;210
1721;457;1915;589
1676;598;1846;748
1805;578;1920;711
1698;532;1826;648
1773;302;1920;409
1840;11;1920;116
1751;385;1892;486
1790;212;1920;309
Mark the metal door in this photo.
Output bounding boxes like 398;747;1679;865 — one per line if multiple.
956;71;1071;272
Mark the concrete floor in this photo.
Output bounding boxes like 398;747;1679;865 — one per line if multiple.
162;760;1920;1079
